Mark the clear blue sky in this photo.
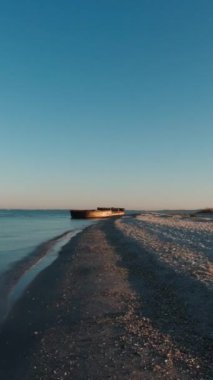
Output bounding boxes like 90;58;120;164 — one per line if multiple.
1;0;212;209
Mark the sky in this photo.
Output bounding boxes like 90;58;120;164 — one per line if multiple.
0;0;212;210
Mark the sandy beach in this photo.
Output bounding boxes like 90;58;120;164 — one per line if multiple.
0;215;212;380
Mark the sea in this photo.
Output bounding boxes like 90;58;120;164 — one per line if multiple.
0;209;94;322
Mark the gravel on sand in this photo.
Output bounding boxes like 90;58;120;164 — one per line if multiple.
0;216;212;379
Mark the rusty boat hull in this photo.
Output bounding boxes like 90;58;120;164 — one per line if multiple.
70;208;125;219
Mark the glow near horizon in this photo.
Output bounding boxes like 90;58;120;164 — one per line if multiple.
0;1;212;210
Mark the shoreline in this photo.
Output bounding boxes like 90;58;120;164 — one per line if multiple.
0;218;212;379
0;229;83;324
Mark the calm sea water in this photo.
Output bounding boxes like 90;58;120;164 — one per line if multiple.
0;210;94;320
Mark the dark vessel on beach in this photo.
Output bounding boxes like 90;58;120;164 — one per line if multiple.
70;207;125;219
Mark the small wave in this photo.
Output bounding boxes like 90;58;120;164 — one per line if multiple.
0;229;81;324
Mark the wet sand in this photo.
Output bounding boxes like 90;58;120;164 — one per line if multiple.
0;217;212;379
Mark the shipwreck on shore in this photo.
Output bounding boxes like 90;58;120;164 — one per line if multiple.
70;207;125;219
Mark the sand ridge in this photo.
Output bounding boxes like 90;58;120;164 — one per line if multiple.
0;217;212;379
